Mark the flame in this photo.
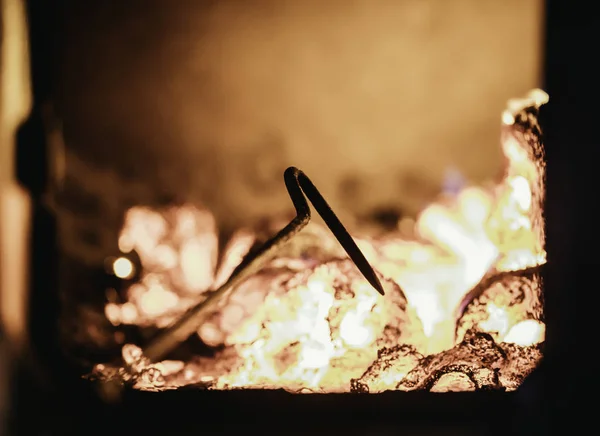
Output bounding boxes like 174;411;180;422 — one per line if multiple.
94;90;547;393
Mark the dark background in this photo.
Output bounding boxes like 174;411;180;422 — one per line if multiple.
12;0;600;434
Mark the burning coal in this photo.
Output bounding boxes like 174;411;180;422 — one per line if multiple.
90;90;547;393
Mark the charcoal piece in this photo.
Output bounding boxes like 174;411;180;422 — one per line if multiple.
218;259;424;391
87;345;242;391
501;92;547;255
456;267;544;344
429;372;476;392
350;344;423;393
87;343;167;390
497;342;543;391
378;278;425;350
311;259;425;350
202;265;300;345
396;332;506;392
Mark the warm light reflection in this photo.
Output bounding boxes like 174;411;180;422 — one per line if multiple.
93;90;547;393
112;257;134;279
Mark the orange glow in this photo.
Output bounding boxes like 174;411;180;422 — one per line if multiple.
92;90;547;393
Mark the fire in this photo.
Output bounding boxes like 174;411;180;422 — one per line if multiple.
93;90;547;393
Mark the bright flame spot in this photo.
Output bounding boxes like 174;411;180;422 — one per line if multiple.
479;303;510;337
409;246;432;263
457;187;492;229
113;257;134;279
502;111;515;125
340;311;373;348
509;176;532;211
503;319;545;346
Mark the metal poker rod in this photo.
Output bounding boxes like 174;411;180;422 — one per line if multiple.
142;166;384;363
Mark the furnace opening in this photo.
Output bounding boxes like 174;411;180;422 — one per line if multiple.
87;90;547;394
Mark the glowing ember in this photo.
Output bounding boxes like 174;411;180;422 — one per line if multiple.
90;90;547;393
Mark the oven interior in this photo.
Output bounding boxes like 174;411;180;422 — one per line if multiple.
2;0;594;434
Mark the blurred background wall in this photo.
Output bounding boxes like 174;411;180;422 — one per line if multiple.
53;0;543;264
